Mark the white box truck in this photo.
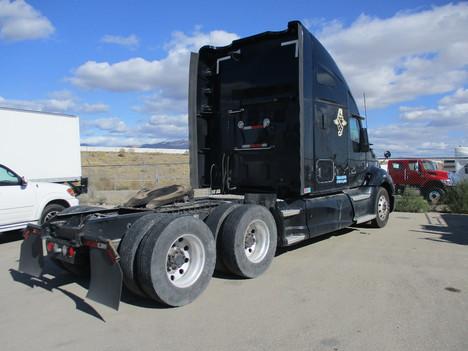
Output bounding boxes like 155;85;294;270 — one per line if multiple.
0;107;86;192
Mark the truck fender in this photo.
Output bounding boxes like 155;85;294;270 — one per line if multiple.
365;166;395;211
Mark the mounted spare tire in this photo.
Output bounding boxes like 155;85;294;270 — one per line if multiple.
136;215;216;307
220;205;277;278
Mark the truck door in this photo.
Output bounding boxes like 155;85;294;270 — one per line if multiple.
314;102;349;193
0;165;36;227
407;160;424;187
347;92;367;188
389;161;405;186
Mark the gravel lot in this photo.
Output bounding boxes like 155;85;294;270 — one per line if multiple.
1;212;467;351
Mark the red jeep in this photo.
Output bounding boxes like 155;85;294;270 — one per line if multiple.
387;159;452;203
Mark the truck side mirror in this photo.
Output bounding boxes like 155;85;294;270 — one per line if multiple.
20;176;28;187
359;128;370;152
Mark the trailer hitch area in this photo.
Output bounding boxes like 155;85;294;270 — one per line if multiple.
83;238;123;311
18;224;44;278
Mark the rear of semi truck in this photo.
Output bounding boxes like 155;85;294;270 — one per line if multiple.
18;21;394;310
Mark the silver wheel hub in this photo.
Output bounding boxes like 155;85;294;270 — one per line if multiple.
166;234;205;288
429;191;441;203
244;219;270;263
44;211;59;223
377;195;389;221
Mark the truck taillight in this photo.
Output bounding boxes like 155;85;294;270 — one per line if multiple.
46;242;55;252
67;188;76;197
67;247;76;257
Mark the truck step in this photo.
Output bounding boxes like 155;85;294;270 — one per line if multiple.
354;214;377;224
285;234;306;246
280;209;301;218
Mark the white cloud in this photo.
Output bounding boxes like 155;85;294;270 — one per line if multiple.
400;88;468;127
101;34;139;48
0;91;109;114
369;88;468;157
81;117;128;134
0;0;54;41
315;3;468;109
80;114;188;146
140;114;188;138
69;29;239;94
133;94;187;115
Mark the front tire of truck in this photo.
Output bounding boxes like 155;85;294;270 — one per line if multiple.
370;187;390;228
220;205;277;278
137;216;216;307
424;187;444;204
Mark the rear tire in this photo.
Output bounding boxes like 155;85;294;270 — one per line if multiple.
205;203;241;273
370;187;390;228
137;216;216;307
220;205;277;278
119;213;168;297
40;204;66;224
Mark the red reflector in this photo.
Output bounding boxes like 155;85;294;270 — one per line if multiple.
46;242;55;252
67;247;76;257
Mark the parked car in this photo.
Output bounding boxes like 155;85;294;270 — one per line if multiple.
0;164;78;232
387;159;452;203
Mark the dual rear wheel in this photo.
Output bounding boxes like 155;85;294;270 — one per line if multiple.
119;204;278;307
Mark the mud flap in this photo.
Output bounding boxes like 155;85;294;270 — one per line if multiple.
86;243;123;311
18;227;44;278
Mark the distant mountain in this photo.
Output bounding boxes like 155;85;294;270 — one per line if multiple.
140;139;189;149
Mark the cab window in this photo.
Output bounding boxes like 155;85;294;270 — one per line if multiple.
350;117;360;143
408;161;419;171
0;166;20;186
422;160;437;171
392;162;402;170
316;65;336;87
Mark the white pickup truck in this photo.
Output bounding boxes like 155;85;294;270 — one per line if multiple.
0;164;78;232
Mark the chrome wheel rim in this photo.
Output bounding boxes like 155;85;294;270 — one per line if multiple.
428;190;441;203
244;219;270;263
377;195;389;221
43;210;59;223
166;234;205;288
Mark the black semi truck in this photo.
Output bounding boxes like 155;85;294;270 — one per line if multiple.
19;21;394;310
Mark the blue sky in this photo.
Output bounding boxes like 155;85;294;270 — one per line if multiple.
0;0;467;157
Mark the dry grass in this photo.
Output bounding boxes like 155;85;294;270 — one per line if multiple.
80;151;190;204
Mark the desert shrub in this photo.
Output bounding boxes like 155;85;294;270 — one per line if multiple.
118;148;126;157
444;181;468;214
395;187;430;213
